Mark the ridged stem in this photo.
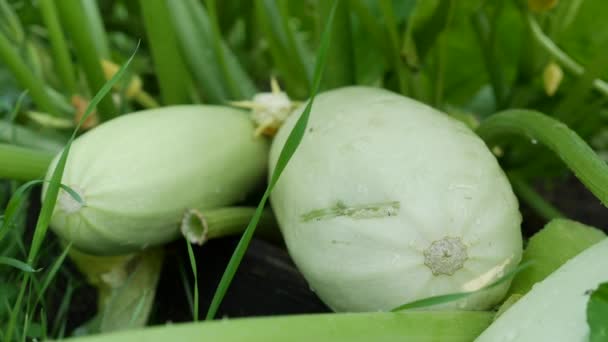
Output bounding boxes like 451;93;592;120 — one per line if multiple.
181;207;280;245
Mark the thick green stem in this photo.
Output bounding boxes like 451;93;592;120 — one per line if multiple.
181;207;280;245
0;143;53;181
39;0;77;95
508;173;565;221
139;0;192;105
0;32;60;116
526;13;608;96
56;0;117;120
476;110;608;206
58;311;494;342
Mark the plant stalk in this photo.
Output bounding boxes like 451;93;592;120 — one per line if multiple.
55;311;494;342
39;0;77;95
139;0;192;105
181;207;280;245
0;32;60;116
477;109;608;206
56;0;117;120
0;143;53;181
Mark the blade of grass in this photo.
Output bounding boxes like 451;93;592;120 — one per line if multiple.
3;46;137;342
139;0;192;105
51;282;74;337
391;261;532;311
185;241;199;321
177;257;195;318
39;0;77;95
477;109;608;206
318;0;354;89
56;0;117;120
36;242;72;304
0;180;41;243
0;257;36;273
205;0;338;321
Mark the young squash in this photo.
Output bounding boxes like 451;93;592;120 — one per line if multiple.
269;87;523;312
43;105;268;255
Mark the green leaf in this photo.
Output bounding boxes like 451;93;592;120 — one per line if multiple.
587;282;608;342
204;0;339;321
0;180;41;243
36;242;72;304
0;256;37;273
508;219;605;296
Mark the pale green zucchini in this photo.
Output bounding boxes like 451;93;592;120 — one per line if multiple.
42;105;269;255
270;86;523;312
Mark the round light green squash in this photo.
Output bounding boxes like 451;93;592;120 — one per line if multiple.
269;87;523;312
43;105;268;255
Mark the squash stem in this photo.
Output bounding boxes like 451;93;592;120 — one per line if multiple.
181;207;281;245
0;143;54;181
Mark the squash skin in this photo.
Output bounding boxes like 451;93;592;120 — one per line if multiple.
270;87;523;312
475;238;608;342
43;105;269;255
